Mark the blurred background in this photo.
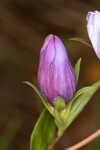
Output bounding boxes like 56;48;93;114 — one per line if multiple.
0;0;100;150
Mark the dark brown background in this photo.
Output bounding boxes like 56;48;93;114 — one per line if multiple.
0;0;100;150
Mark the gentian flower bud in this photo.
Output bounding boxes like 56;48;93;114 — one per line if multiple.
87;10;100;59
38;34;76;105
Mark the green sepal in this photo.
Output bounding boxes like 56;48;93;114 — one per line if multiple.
53;97;73;136
54;97;66;128
23;81;54;116
53;97;66;136
54;97;66;112
69;37;92;48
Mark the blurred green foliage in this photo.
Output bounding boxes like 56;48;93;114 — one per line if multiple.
0;120;21;150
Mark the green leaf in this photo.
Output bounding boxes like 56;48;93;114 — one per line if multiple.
30;109;56;150
69;37;92;48
71;86;92;103
66;81;100;128
23;81;54;116
61;86;92;122
74;58;81;83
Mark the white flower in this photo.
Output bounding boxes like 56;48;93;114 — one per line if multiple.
87;10;100;59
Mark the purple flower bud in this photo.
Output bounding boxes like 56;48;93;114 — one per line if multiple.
38;34;76;105
87;10;100;59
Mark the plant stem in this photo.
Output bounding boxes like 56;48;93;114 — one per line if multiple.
65;129;100;150
46;133;61;150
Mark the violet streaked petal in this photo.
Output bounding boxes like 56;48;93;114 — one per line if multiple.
87;10;100;59
38;34;76;105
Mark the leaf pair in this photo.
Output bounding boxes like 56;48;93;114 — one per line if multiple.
24;57;100;150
